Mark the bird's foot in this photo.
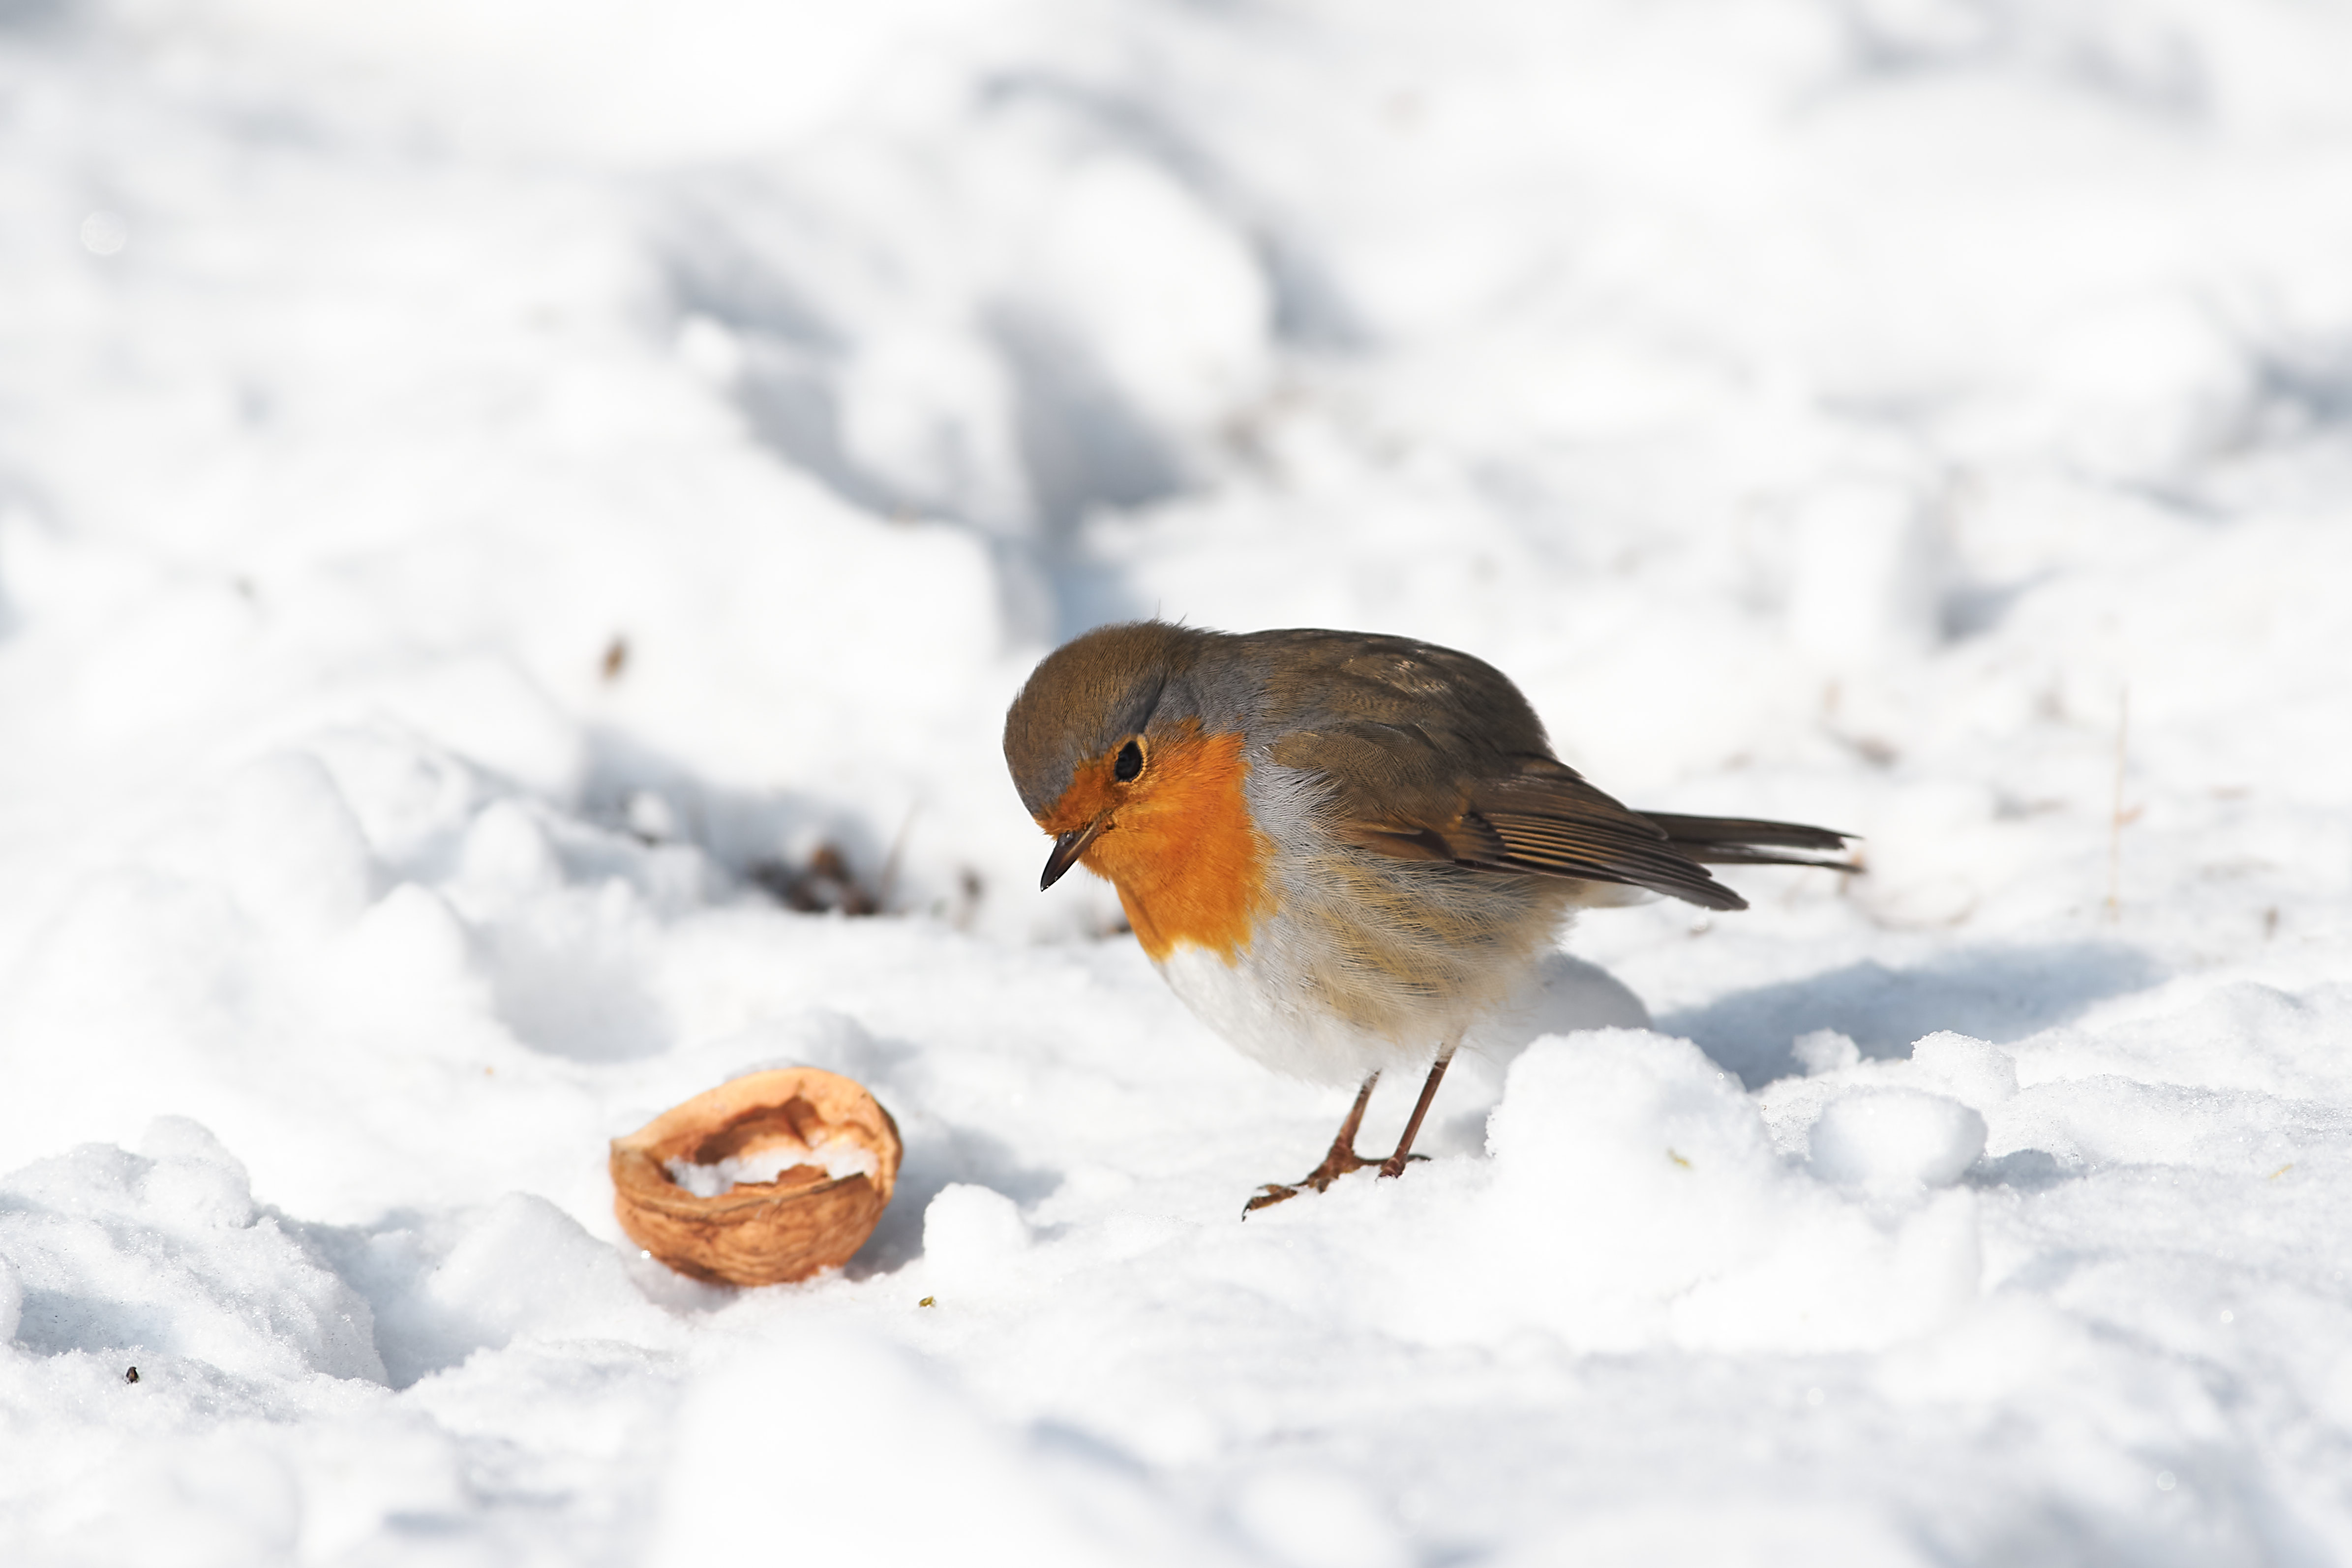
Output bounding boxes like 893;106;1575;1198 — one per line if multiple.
1243;1141;1379;1214
1299;1142;1378;1191
1377;1151;1432;1180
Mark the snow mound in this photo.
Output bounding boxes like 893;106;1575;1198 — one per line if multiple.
1808;1089;1988;1192
1379;1031;1983;1354
656;1328;1241;1568
0;1118;384;1385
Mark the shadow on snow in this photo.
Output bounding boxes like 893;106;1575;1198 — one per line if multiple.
1660;941;2162;1088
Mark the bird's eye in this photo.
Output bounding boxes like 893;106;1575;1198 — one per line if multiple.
1113;739;1144;782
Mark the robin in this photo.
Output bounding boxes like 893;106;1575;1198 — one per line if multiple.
1003;621;1853;1212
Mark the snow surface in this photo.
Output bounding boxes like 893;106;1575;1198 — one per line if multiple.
3;0;2351;1562
664;1136;877;1197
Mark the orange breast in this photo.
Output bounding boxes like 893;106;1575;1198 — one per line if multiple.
1077;727;1269;963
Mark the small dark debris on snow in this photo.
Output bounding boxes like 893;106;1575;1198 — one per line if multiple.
748;844;883;915
124;1366;140;1384
601;635;630;682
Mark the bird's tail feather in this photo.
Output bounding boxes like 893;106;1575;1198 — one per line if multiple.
1637;812;1859;873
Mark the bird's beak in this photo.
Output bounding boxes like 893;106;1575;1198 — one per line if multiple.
1040;814;1112;890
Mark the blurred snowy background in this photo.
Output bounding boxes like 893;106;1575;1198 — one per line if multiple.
3;0;2351;1562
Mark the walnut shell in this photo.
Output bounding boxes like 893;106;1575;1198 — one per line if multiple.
610;1068;902;1285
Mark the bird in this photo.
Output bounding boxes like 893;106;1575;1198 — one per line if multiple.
1002;621;1854;1212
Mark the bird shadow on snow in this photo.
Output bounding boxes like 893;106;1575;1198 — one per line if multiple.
1659;941;2163;1089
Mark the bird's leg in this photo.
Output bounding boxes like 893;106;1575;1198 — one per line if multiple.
1377;1046;1456;1180
1244;1072;1381;1213
1299;1072;1382;1190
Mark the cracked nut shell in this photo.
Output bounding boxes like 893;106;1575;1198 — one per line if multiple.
610;1068;901;1285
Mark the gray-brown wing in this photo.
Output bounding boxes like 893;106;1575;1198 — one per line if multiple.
1266;719;1752;910
1473;786;1858;908
1242;630;1556;860
1270;724;1855;911
1238;630;1853;910
1467;762;1758;910
1239;629;1554;761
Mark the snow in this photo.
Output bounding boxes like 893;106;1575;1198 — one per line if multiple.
1806;1086;1988;1192
662;1136;877;1197
2;0;2351;1561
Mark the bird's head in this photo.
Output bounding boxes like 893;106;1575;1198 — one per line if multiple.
1003;621;1218;889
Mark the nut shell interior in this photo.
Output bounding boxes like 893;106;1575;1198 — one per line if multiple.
610;1068;901;1285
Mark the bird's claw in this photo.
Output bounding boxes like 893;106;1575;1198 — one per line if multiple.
1243;1183;1300;1215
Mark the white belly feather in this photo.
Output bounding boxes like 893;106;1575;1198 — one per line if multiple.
1156;943;1428;1083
